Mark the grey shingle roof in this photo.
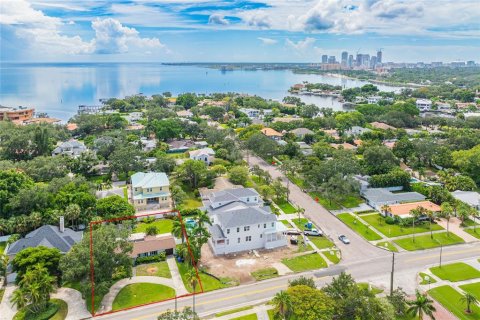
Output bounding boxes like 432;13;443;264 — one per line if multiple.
209;188;259;204
6;225;83;255
216;207;277;228
209;224;226;239
362;188;425;204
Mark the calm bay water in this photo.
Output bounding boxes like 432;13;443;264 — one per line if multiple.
0;63;403;121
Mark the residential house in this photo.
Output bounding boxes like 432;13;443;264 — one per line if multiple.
416;99;432;112
52;139;87;157
240;108;260;119
205;188;287;255
345;126;372;136
383;201;441;219
124;112;143;124
367;96;393;104
323;129;340;139
383;140;397;149
189;147;215;165
167;139;196;153
290;128;314;138
140;137;157;152
456;102;477;109
295;142;313;156
273;117;300;123
5;219;82;259
176;110;193;118
451;190;480;210
0;105;34;122
362;188;426;212
128;232;176;259
131;172;171;211
370;122;396;130
261;128;283;141
330;142;356;150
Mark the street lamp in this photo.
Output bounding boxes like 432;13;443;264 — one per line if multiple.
439;243;443;268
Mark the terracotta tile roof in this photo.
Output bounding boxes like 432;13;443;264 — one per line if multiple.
386;201;441;217
261;127;283;137
66;123;78;131
330;142;356;150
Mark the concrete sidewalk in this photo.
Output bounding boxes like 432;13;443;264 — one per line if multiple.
167;257;189;296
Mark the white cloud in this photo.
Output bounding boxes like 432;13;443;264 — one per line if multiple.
286;37;316;51
92;18;163;54
208;13;229;25
239;10;272;29
258;37;277;45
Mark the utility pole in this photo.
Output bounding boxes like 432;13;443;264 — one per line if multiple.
390;252;395;296
439;243;443;268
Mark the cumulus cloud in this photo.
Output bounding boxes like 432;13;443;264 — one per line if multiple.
258;37;277;45
240;11;272;29
92;18;163;54
208;13;229;25
286;37;316;51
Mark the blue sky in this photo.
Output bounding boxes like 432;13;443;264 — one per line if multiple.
1;0;479;63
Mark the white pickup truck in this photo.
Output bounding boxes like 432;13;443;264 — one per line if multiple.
303;229;323;236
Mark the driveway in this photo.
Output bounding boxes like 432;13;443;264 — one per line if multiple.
246;155;389;263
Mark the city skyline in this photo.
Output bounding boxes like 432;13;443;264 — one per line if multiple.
1;0;479;63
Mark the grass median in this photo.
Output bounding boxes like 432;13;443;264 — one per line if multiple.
282;252;327;272
429;285;480;320
430;262;480;282
394;232;464;251
337;213;382;241
361;214;443;238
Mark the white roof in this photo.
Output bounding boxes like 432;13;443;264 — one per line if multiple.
451;190;480;207
189;147;215;157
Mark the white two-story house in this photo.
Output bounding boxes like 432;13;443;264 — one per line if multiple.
205;188;287;255
131;172;171;211
189;147;215;165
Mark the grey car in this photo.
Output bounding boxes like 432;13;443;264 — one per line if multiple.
338;235;350;244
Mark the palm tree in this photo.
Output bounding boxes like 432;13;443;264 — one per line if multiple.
29;211;43;230
272;290;292;320
0;253;8;288
297;206;305;225
186;268;199;314
440;202;453;235
426;209;435;239
407;290;436;320
381;204;392;217
410;208;422;243
10;289;28;310
470;208;479;233
460;292;478;314
196;210;212;229
457;203;470;226
172;217;185;243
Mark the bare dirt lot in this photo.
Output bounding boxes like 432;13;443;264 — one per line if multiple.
199;242;312;284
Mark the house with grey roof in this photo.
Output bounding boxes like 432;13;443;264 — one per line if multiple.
205;188;287;255
131;172;171;211
451;190;480;210
290;128;314;138
362;188;426;212
52;139;87;158
345;126;372;137
5;220;82;258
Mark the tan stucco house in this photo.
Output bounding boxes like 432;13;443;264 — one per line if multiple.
131;172;171;211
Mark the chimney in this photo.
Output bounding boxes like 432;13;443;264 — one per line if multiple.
59;216;65;233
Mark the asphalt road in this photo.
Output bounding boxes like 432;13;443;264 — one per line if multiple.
95;154;480;320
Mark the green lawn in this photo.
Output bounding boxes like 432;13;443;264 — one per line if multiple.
394;232;464;251
430;263;480;282
275;200;297;214
135;261;171;278
282;253;327;272
123;187;128;199
324;250;341;264
376;241;398;252
0;242;5;254
112;283;176;311
134;219;173;234
357;283;384;295
50;299;68;320
337;213;382;241
291;218;314;231
216;306;254;317
429;285;480;320
309;192;341;210
267;309;275;320
340;195;364;208
361;214;444;238
251;268;279;281
231;314;258;320
176;261;226;293
419;272;437;285
464;228;480;239
279;220;292;228
179;198;202;210
459;282;480;301
296;243;314;253
308;236;335;249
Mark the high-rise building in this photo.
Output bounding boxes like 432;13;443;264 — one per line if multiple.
467;61;475;66
376;50;382;64
356;53;362;66
322;55;328;64
370;56;377;69
328;56;336;64
362;54;370;68
348;55;354;68
341;51;348;66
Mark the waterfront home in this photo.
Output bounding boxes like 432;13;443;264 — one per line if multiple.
52;139;87;158
128;232;176;259
5;218;82;259
189;147;215;165
0;105;34;122
204;188;287;255
131;172;171;211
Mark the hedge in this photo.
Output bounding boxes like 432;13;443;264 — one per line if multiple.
369;169;410;190
135;252;166;265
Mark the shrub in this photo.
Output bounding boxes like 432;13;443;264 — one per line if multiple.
13;301;59;320
135;252;166;265
146;225;158;236
369;169;411;190
385;217;396;225
142;216;155;224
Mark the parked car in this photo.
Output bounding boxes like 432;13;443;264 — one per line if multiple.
304;229;323;236
284;229;301;236
338;235;350;244
290;235;298;245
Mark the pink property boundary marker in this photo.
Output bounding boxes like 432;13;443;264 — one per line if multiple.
89;210;203;317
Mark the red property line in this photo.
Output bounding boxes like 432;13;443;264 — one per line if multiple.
89;210;203;317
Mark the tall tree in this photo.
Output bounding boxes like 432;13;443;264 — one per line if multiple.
272;290;293;320
407;290;436;320
11;246;62;284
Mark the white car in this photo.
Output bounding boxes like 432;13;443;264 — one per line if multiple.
304;229;323;236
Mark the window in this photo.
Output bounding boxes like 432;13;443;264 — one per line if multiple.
246;236;252;242
160;187;162;191
254;197;257;201
244;226;250;231
247;197;250;202
227;229;230;234
227;240;229;245
237;238;241;243
260;234;263;238
237;227;240;233
271;222;275;227
258;224;260;228
134;187;138;192
264;224;266;228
